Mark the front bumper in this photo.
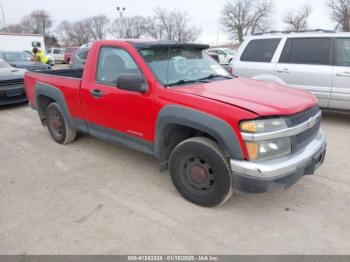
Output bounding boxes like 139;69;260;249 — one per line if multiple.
0;86;27;106
230;129;327;193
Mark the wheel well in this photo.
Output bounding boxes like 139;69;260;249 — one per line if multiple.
158;124;224;167
37;95;56;124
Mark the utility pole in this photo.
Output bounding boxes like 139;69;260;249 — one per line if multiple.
116;6;126;38
0;1;7;31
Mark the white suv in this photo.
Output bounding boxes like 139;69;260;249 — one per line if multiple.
232;31;350;111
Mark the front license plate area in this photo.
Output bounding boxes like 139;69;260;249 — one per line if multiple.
6;89;22;97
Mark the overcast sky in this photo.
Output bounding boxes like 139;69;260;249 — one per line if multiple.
0;0;334;44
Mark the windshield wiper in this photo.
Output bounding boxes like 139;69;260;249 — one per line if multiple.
198;74;233;81
165;75;232;87
166;79;204;87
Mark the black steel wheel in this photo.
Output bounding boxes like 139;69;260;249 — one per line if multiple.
46;103;76;144
169;137;233;207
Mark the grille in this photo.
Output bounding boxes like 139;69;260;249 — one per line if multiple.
286;105;320;127
286;105;321;152
0;79;24;87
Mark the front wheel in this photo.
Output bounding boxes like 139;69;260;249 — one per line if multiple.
169;137;233;207
46;103;76;145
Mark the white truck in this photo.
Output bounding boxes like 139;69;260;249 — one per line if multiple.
0;33;46;52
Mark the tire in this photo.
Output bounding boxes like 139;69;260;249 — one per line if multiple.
169;137;233;207
46;102;76;145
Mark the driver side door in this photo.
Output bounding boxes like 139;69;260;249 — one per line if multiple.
81;46;155;151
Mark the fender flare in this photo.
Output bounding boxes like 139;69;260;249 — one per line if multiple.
35;82;76;130
154;105;244;162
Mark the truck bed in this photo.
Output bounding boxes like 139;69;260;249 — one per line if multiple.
24;68;84;120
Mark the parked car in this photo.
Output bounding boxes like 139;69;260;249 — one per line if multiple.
69;47;89;69
80;43;94;49
0;58;27;105
208;47;236;65
25;40;326;207
64;47;79;64
206;51;220;62
0;51;50;71
47;48;65;63
231;30;350;111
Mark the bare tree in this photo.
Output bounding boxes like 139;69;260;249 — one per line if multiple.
20;10;52;35
283;4;312;31
0;24;26;33
153;8;201;41
221;0;274;43
110;16;146;38
144;16;164;39
328;0;350;31
44;34;60;48
86;15;110;40
56;20;91;46
250;1;274;34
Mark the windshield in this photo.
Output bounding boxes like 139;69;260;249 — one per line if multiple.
139;47;231;87
0;58;11;68
2;52;32;62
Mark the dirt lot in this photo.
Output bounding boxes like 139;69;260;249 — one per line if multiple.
0;104;349;255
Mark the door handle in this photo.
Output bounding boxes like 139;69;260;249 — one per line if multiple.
336;72;350;77
91;89;103;98
276;68;290;74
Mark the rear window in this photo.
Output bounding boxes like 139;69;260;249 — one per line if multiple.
241;38;281;63
279;38;331;65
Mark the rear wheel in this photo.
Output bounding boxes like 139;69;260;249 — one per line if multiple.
169;137;233;207
46;103;76;144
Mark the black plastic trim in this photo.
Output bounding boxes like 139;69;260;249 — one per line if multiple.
87;122;154;156
155;105;243;161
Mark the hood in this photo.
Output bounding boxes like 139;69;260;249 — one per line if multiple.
10;61;49;71
0;67;26;80
174;78;317;117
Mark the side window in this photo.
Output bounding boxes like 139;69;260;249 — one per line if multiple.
241;38;281;63
96;46;143;85
280;38;331;65
216;50;225;55
47;49;52;54
53;49;61;54
335;38;350;67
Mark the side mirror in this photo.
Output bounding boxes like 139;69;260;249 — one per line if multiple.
116;73;148;93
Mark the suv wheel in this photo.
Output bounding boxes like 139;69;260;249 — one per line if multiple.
46;103;76;145
169;137;233;207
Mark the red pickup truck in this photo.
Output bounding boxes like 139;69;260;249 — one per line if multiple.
25;40;327;207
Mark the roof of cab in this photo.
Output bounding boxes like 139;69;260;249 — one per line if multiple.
127;39;209;49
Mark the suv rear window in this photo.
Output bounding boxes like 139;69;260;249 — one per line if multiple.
241;38;281;63
279;38;331;65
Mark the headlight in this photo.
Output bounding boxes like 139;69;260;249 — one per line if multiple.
240;118;291;161
245;138;291;161
240;118;287;133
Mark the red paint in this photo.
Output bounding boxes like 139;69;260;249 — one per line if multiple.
25;40;317;160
